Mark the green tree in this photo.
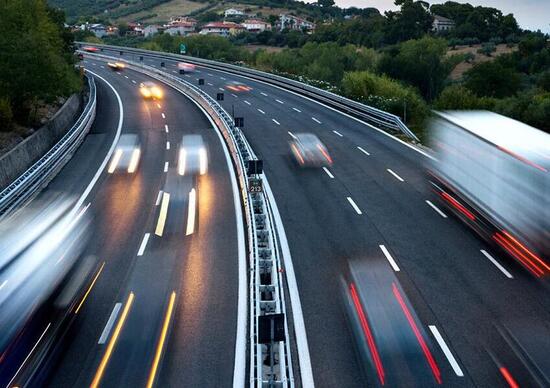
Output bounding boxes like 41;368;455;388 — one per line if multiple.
464;61;521;98
341;70;429;138
378;37;451;101
384;0;433;44
317;0;335;7
0;0;81;124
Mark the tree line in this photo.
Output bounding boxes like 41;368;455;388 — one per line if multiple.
0;0;81;132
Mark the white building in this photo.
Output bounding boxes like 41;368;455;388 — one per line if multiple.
89;23;107;38
164;22;195;36
200;22;245;37
224;8;245;18
433;15;455;32
143;25;160;37
279;14;315;31
241;19;271;33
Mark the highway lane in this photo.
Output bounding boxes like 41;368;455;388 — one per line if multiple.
39;60;241;387
112;51;550;387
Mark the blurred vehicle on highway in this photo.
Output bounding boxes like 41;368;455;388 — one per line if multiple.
178;134;208;176
139;81;163;99
225;80;252;93
290;133;332;167
488;320;550;387
82;46;98;53
107;61;125;71
177;62;196;73
0;198;98;386
343;259;442;387
108;134;141;174
429;111;550;277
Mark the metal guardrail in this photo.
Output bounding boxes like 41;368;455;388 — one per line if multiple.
79;42;420;142
85;52;295;387
0;74;97;218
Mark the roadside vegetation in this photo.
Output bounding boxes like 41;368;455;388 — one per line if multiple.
0;0;81;141
80;0;549;138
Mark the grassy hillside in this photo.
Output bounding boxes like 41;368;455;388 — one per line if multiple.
113;0;207;23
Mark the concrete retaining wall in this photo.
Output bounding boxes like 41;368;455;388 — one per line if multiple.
0;94;83;191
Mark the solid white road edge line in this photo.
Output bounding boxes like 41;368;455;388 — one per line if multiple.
425;200;447;218
347;197;362;215
98;303;122;344
159;79;247;388
380;244;400;272
137;233;150;256
263;178;315;387
481;250;513;279
429;325;464;377
74;70;123;211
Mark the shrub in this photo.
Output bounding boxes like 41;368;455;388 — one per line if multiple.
477;42;496;56
341;71;430;138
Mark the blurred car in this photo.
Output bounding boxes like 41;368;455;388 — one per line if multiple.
290;133;332;167
343;259;442;387
107;61;125;71
108;134;141;174
225;80;252;93
139;81;163;99
82;46;99;53
177;62;196;73
0;198;98;386
178;134;208;176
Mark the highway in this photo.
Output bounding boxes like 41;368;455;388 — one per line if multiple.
35;60;243;387
3;47;549;387
88;49;550;387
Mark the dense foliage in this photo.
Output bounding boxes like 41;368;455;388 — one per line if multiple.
0;0;81;131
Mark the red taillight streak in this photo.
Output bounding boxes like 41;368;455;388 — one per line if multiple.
501;231;550;272
499;367;519;388
291;144;305;165
493;232;546;277
317;144;333;164
497;146;547;173
440;192;475;221
350;283;385;386
392;283;442;385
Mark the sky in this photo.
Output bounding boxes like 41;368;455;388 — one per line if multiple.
305;0;550;32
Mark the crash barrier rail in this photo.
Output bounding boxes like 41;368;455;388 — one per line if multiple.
0;75;96;218
84;52;295;387
78;42;420;142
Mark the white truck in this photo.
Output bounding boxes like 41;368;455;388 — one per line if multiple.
429;111;550;277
